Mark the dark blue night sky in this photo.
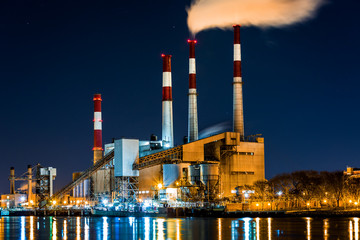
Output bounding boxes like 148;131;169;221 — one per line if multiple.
0;0;359;192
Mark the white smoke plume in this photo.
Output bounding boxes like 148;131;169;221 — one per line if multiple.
187;0;325;34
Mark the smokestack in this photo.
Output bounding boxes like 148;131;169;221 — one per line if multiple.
27;165;32;204
9;167;15;194
188;39;199;142
162;54;174;148
93;94;103;164
233;25;245;140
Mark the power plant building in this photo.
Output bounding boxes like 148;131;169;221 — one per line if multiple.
47;25;265;207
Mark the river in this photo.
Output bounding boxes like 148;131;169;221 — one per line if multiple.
0;216;358;239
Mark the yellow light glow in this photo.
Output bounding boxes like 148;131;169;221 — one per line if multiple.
256;203;259;207
63;201;67;204
158;183;163;189
350;200;353;203
323;200;327;203
53;201;56;205
355;202;358;205
307;203;310;206
268;203;271;206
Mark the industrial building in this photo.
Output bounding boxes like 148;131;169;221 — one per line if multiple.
8;25;265;208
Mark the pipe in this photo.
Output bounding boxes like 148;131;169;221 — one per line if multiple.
93;94;103;164
188;40;199;142
233;25;245;139
162;54;174;148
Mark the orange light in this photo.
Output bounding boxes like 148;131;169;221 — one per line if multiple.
93;98;102;101
92;147;103;151
161;54;165;57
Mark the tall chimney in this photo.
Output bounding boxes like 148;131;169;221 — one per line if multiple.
9;167;15;194
233;25;245;139
188;39;199;142
162;54;174;148
93;94;103;164
27;165;32;204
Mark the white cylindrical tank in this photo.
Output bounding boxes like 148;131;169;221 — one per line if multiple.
163;163;190;187
188;165;201;185
200;164;219;187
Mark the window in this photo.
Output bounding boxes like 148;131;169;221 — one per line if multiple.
231;171;255;175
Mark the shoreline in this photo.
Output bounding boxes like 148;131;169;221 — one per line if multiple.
2;208;360;218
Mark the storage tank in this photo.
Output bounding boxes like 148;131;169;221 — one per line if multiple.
200;164;219;187
163;163;190;187
188;165;201;185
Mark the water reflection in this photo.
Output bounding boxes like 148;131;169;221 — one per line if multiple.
218;218;222;240
30;216;34;240
243;218;251;240
52;217;57;240
4;215;360;239
21;216;25;240
76;216;81;240
268;218;272;240
256;218;260;240
84;218;90;240
355;218;359;240
156;218;165;240
63;219;67;240
306;217;311;240
324;219;329;240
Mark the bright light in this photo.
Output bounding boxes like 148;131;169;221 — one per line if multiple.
323;199;327;203
164;144;170;148
307;203;310;206
85;201;88;205
268;203;271;206
244;193;249;198
20;197;26;202
355;202;358;206
256;203;259;207
63;201;67;204
157;183;163;189
30;200;34;204
52;201;56;205
350;200;353;203
277;191;283;196
102;199;108;205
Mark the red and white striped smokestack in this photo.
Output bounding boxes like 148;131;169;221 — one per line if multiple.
93;93;103;164
188;39;199;142
162;54;174;148
233;25;245;140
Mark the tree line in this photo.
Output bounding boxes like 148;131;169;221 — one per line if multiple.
236;170;360;209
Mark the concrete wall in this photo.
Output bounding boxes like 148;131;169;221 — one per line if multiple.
114;139;139;177
220;140;265;197
93;168;113;194
138;165;162;199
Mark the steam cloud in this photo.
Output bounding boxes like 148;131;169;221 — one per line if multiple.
187;0;325;34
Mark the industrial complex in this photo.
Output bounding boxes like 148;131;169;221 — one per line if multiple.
4;25;265;209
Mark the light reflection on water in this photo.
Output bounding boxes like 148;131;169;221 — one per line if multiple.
0;215;359;239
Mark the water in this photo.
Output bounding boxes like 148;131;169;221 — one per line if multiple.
0;216;358;239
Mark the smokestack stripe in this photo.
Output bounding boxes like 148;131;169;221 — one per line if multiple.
162;54;174;148
233;25;245;139
93;94;103;164
188;40;199;142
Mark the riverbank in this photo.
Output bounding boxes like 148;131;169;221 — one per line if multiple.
2;208;360;218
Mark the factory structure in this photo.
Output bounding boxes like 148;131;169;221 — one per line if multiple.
7;26;265;207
